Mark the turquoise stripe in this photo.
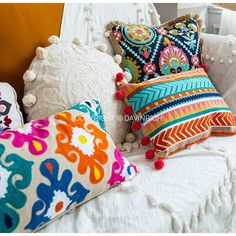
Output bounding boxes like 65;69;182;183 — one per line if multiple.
128;76;214;113
148;107;230;139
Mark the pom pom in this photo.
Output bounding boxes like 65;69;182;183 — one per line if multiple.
125;132;136;143
131;120;142;131
132;142;140;149
104;31;110;37
141;136;150;146
72;38;82;46
23;70;36;82
145;149;155;160
124;71;132;82
201;63;209;72
114;54;122;64
116;72;125;82
36;47;48;59
48;35;60;44
95;44;107;52
123;142;133;153
115;90;125;100
123;105;133;116
22;94;37;107
154;159;164;170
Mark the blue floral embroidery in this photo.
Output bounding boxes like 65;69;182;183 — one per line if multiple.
0;143;33;233
69;99;105;130
25;159;90;231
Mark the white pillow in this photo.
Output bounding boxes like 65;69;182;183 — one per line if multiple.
0;83;23;131
60;3;160;55
22;39;129;144
201;33;236;114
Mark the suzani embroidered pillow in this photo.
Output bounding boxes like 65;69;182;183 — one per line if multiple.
106;13;202;83
0;83;23;131
117;68;236;158
0;99;137;233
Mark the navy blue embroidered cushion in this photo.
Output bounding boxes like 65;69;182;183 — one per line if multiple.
106;14;203;83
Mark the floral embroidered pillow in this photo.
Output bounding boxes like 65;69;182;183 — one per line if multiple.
0;83;23;131
106;14;202;83
0;99;137;233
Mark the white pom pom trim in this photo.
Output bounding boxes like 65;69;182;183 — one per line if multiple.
104;31;110;38
114;54;122;64
36;47;48;60
125;132;136;143
48;35;60;44
23;70;36;82
72;38;82;46
22;94;37;107
95;44;107;52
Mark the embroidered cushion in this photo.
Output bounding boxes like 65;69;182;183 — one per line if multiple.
0;99;137;233
0;83;23;131
23;41;129;144
106;14;203;83
118;68;236;158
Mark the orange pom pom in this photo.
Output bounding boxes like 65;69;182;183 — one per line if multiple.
145;149;155;160
154;159;164;170
115;90;125;100
123;105;133;116
116;72;125;82
141;136;150;146
131;120;142;131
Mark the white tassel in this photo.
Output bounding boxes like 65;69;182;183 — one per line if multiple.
159;203;182;233
224;175;231;190
230;169;236;182
22;94;37;107
231;182;236;204
212;189;222;210
225;204;236;233
35;47;48;59
205;198;216;215
23;70;36;82
119;181;139;193
48;35;60;44
146;194;157;207
198;205;206;223
183;220;191;233
95;44;107;52
226;156;234;171
114;54;122;64
190;213;198;232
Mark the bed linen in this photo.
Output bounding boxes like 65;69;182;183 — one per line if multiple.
40;135;236;233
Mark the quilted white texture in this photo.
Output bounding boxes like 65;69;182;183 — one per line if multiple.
60;3;160;55
23;42;129;143
202;33;236;114
0;83;23;131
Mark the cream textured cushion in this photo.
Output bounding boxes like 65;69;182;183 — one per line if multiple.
202;33;236;114
23;40;129;143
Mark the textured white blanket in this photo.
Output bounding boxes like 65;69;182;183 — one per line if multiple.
40;135;236;233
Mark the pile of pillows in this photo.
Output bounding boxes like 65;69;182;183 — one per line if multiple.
1;13;236;233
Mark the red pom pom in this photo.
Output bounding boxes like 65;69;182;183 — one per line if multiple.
115;90;125;100
123;105;133;116
131;120;142;131
141;136;150;146
154;159;164;170
116;72;125;82
201;63;209;72
145;149;155;160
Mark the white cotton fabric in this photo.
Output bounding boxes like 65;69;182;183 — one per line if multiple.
60;3;160;55
40;135;236;233
201;33;236;115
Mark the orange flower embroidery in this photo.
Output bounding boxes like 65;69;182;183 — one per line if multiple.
55;112;109;184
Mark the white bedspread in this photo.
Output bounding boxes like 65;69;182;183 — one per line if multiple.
40;135;236;233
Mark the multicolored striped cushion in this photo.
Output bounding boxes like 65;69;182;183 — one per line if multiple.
119;68;236;157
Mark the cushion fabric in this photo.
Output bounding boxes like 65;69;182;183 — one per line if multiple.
0;83;23;131
118;68;236;157
201;33;236;115
106;13;203;83
0;99;137;233
23;42;129;144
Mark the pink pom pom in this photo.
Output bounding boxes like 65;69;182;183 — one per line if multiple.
141;136;150;146
115;90;125;100
116;72;125;82
154;159;164;170
145;149;155;160
131;120;142;131
123;105;133;116
201;63;209;72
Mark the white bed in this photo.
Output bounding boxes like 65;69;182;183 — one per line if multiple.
40;135;236;233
